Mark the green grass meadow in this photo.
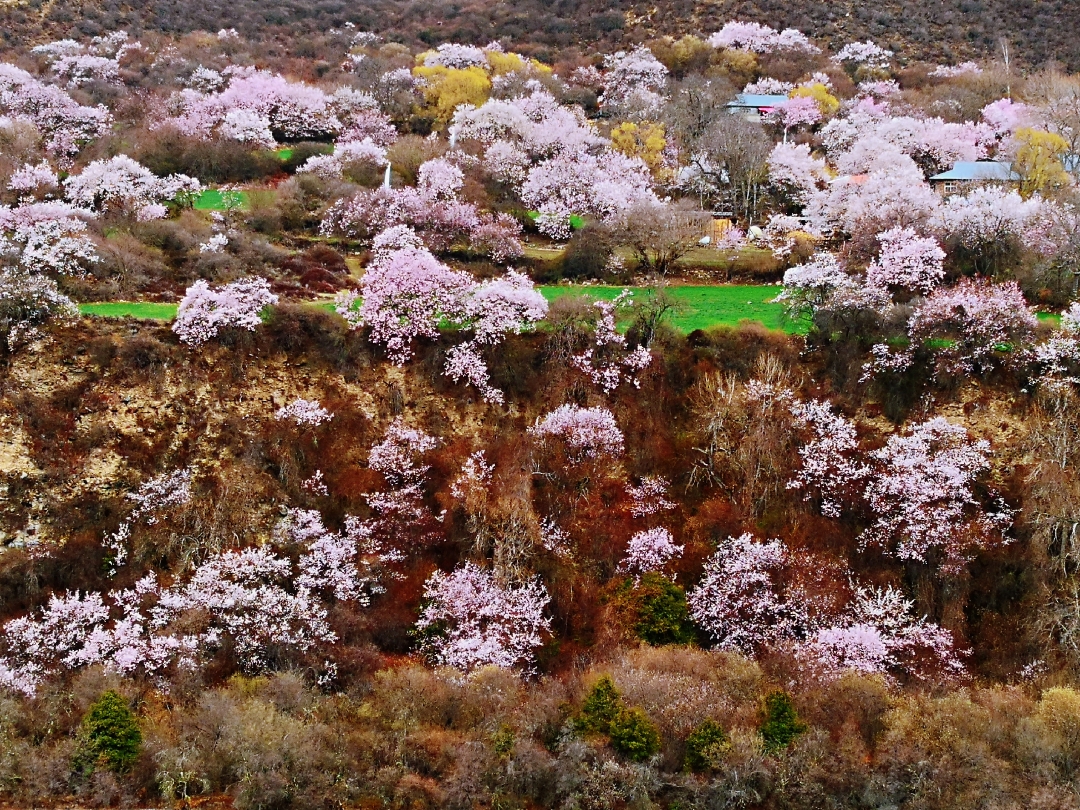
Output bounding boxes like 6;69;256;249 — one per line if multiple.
79;302;183;320
193;189;251;211
538;284;799;334
76;288;1070;338
78;285;800;334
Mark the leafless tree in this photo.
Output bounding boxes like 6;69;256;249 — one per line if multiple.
609;201;710;276
662;77;735;151
689;114;773;223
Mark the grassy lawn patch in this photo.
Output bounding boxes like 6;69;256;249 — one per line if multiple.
79;302;178;320
79;286;800;333
193;189;250;211
86;289;1070;338
538;284;802;334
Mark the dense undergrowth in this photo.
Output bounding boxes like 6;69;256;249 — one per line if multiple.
0;304;1072;807
4;13;1080;810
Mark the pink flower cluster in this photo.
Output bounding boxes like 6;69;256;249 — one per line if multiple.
0;267;78;351
768;143;828;204
833;41;891;68
571;293;654;392
801;584;967;681
907;278;1039;374
0;202;98;276
297;137;387;180
128;468;192;525
865;227;946;294
64;155;200;217
416;562;550;674
0;544;339;695
31;33;136;88
707;22;819;54
276;508;399;604
361;419;443;551
160;67;366;143
931;185;1044;248
805;148;941;235
787;400;869;518
930;62;983;78
8;162;59;195
600;46;668;116
687;533;794;653
453;89;603;158
766;96;822;133
619;528;684;578
337;242;473;363
685;534;968;680
0;63;111;159
861;417;1012;570
172;277;278;346
626;476;676;518
421;43;489;69
337;234;544;402
322;158;522;260
529;404;625;461
275;398;333;427
521;150;659;239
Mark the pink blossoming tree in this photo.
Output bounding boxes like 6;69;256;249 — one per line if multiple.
275;398;333;427
619;528;684;579
64;155;200;218
707;22;818;54
415;562;550;675
801;583;968;681
0;63;111;160
172;277;278;346
529;404;625;462
861;417;1012;571
787;400;869;518
687;533;797;654
865;227;946;295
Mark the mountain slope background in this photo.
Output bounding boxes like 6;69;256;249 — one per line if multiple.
0;0;1072;70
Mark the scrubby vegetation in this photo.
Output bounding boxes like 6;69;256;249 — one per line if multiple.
4;16;1080;810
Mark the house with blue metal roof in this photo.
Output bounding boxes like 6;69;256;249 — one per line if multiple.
725;93;789;120
929;161;1020;196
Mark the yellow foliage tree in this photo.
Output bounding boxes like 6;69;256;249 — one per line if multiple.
486;50;553;78
711;49;757;86
789;83;840;118
412;65;491;124
485;50;525;76
647;35;713;77
610;121;668;177
1014;127;1071;198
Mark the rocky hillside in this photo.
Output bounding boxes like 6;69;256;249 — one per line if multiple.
2;0;1075;69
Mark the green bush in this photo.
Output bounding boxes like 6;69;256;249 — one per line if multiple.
578;676;623;734
609;707;661;762
760;690;807;754
631;574;697;646
491;724;515;759
76;691;142;773
684;719;730;772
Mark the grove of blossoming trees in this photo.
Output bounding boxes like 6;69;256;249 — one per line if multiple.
5;19;1080;808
